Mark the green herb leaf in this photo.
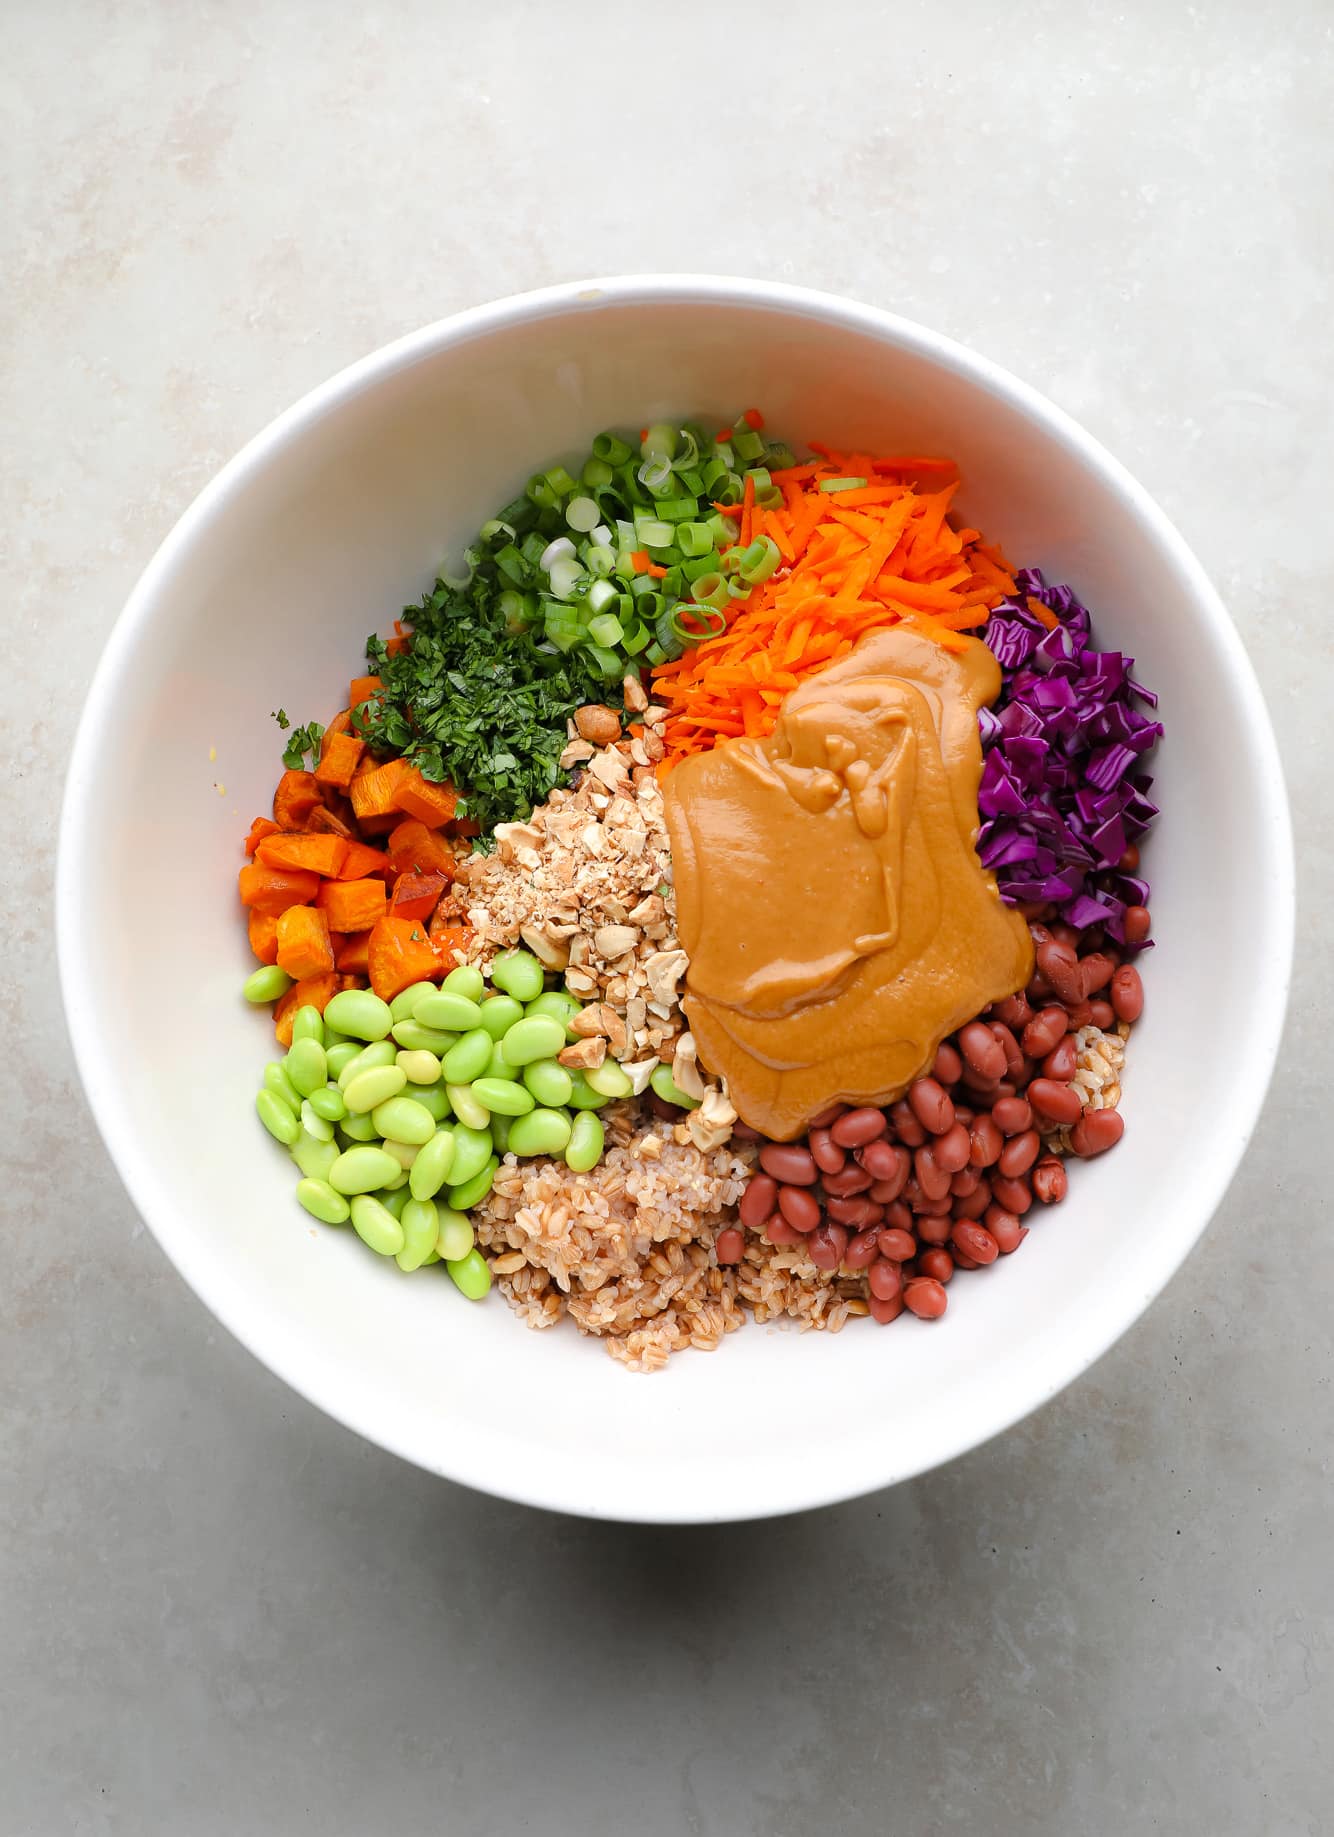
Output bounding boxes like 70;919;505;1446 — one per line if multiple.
280;720;325;770
272;708;291;730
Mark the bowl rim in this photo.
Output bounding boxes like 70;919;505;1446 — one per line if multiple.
58;274;1295;1520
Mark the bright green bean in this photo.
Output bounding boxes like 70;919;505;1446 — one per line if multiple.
338;1110;379;1142
396;1197;439;1271
349;1194;405;1256
490;1112;511;1153
372;1096;436;1146
263;1062;302;1114
337;1040;398;1088
435;1207;474;1261
522;1057;573;1107
448;1123;494;1188
390;980;439;1023
478;994;524;1040
585;1058;633;1098
564;1111;605;1173
290;1130;339;1181
382;1164;409;1191
244;965;293;1004
256;1089;300;1144
446;1083;491;1130
343;1064;408;1113
296;1178;349;1225
323;988;394;1042
524;990;582;1037
506;1107;573;1158
285;1037;327;1098
501;1015;567;1067
290;1005;326;1047
391;1020;460;1054
442;1027;493;1085
470;1077;535;1117
565;1069;613;1111
649;1063;700;1109
306;1084;347;1123
409;1129;456;1200
489;948;545;1002
325;1041;361;1080
396;1048;442;1084
445;1247;492;1301
378;1185;411;1220
415;990;484;1032
329;1145;401;1196
448;1157;499;1211
323;1024;352;1049
400;1083;451;1122
299;1099;335;1143
379;1137;419;1170
442;964;485;1003
484;1041;518;1080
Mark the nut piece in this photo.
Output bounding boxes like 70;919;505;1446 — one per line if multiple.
622;674;649;714
519;923;571;971
593;924;638;961
558;1036;607;1070
645;948;688;1006
574;704;622;745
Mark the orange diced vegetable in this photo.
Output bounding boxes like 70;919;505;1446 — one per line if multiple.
386;818;455;878
244;816;282;858
248;910;280;965
272;769;323;830
315;731;365;791
356;812;398;836
238;863;320;915
335;931;371;975
349;757;413;820
367;916;441;1002
276;906;335;980
390;871;448;923
256;832;350;877
306;802;355;839
428;915;471;965
336;840;391;880
349;674;383;710
274;972;341;1046
320;709;353;749
394;767;459;828
317;878;389;931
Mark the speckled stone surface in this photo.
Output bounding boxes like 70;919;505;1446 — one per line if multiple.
4;3;1331;1831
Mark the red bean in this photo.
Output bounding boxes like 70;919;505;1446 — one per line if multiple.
986;1208;1028;1254
960;1063;1002;1097
1064;1001;1094;1030
1079;951;1116;995
952;1249;981;1270
1028;922;1053;947
1031;1157;1068;1204
1027;1079;1083;1126
830;1106;889;1149
1110;965;1144;1023
809;1222;849;1271
869;1178;902;1204
822;1165;873;1197
991;992;1033;1031
907;1077;955;1135
1089;999;1116;1030
1049;922;1080;949
869;1291;904;1325
904;1278;948;1319
883;1200;913;1234
845;1227;882;1270
1071;1108;1125;1156
1119;843;1140;872
765;1215;802;1246
1042;1035;1078;1082
739;1173;778;1230
950;1219;999;1265
809;1127;846;1175
874;1227;914;1262
889;1100;927;1147
931;1122;971;1175
1123;905;1151;945
807;1102;848;1130
950;1166;981;1197
1022;1006;1067;1058
715;1226;745;1264
990;1022;1025;1082
759;1143;818;1185
953;1180;992;1220
1036;939;1083;1003
917;1247;955;1284
1026;972;1053;1005
859;1139;906;1186
997;1129;1040;1178
868;1259;902;1302
778;1184;822;1232
729;1119;762;1142
991;1095;1032;1136
914;1145;952;1202
826;1194;876;1229
932;1041;963;1085
915;1212;952;1245
968;1114;1004;1168
958;1020;1007;1081
990;1174;1033;1216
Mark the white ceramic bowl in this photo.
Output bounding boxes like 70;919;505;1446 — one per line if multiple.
59;277;1293;1522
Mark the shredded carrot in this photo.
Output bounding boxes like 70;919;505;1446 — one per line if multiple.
650;444;1015;767
742;407;765;430
646;562;668;580
630;548;651;572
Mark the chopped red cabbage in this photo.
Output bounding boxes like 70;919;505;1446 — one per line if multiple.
979;569;1162;947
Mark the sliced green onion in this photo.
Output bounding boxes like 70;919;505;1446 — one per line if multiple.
653;496;699;523
662;564;685;598
681;549;720;583
565;495;601;532
593;431;633;465
764;442;796;470
588;613;624;647
670;603;728;645
641;422;678;460
818;476;868;492
526;472;560;510
544;464;578;495
583;642;623;678
676;521;713;558
498;494;537;531
587;577;620;615
548;555;584;600
637;455;673;494
622;618;650;656
520;530;548;568
584;543;616;579
590;523;614;546
497;589;534;633
540;535;575;571
543;604;583;651
689;571;729;612
495;544;528;586
646;641;668;666
581;456;614;489
714;472;744;505
739;535;781;584
634;517;674;548
732;428;765;463
479;518;517;544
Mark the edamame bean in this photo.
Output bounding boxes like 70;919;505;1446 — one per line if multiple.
323;1025;352;1049
244;965;293;1004
649;1063;700;1109
566;1069;612;1111
490;1113;511;1154
306;1084;347;1122
343;1065;407;1114
446;1083;491;1130
478;994;524;1040
409;1129;456;1200
323;988;394;1042
565;1111;605;1173
391;1020;460;1054
256;1089;300;1144
436;1207;474;1261
263;1062;301;1113
396;1198;439;1271
422;1250;441;1265
382;1164;409;1191
390;979;439;1023
442;964;485;1003
484;1042;518;1081
378;1137;419;1170
585;1058;633;1099
338;1110;379;1142
372;1096;436;1146
329;1146;401;1195
506;1107;573;1157
415;990;484;1032
290;1130;339;1181
326;1041;361;1080
290;1005;326;1047
522;1057;573;1107
337;1040;398;1088
448;1123;494;1188
448;1156;498;1210
490;949;545;1003
501;1015;567;1067
286;1037;327;1098
470;1077;535;1117
525;990;583;1038
299;1099;334;1143
378;1185;411;1220
349;1194;405;1256
296;1178;349;1225
445;1247;492;1301
442;1027;493;1086
400;1083;451;1122
396;1049;441;1084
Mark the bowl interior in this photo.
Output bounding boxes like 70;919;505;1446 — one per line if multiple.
61;282;1291;1520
